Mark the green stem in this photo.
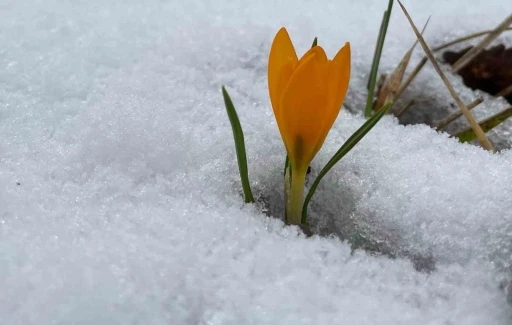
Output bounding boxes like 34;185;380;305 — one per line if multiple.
365;0;394;118
286;165;307;225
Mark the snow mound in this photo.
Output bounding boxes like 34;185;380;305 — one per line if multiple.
1;0;511;324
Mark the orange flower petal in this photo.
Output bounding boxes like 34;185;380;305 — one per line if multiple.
333;42;351;66
268;27;298;116
296;44;328;69
332;42;351;109
279;46;331;169
312;43;351;153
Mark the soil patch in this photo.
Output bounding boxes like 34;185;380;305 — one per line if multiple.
443;44;512;104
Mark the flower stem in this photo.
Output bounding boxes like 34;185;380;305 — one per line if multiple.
286;165;307;225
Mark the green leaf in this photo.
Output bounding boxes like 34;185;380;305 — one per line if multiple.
283;155;289;176
367;12;387;91
311;37;318;48
365;0;394;118
301;102;392;224
455;106;512;143
222;86;255;203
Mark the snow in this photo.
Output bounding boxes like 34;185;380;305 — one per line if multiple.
1;0;512;324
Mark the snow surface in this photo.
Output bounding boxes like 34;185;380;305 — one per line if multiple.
1;0;512;324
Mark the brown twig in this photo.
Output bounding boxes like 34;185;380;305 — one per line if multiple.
395;99;416;117
394;57;427;101
397;0;494;151
436;97;484;130
496;84;512;97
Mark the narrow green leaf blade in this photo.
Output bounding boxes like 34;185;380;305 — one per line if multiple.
301;102;392;224
365;0;394;118
311;37;318;48
455;107;512;143
222;86;255;203
283;155;289;176
367;11;387;92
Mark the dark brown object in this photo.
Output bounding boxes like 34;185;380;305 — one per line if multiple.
443;45;512;104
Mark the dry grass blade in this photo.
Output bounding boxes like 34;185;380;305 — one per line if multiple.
436;97;483;130
395;98;430;117
432;27;512;52
375;18;430;112
452;14;512;73
455;106;512;143
397;0;494;151
374;56;410;111
393;27;512;104
496;84;512;97
375;73;388;99
394;56;427;101
395;99;416;117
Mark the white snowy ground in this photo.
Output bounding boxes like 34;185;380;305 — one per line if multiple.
1;0;512;324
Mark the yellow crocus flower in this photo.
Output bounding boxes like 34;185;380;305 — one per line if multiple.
268;27;351;224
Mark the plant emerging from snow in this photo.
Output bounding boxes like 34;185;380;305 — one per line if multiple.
268;27;351;224
222;27;391;226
